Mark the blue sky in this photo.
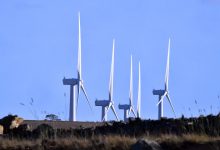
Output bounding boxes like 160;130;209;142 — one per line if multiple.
1;0;220;121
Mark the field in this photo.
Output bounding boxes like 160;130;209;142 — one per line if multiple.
22;120;104;130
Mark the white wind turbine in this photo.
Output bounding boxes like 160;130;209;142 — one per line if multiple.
153;38;176;120
118;55;136;122
63;12;92;121
95;39;119;122
137;61;141;118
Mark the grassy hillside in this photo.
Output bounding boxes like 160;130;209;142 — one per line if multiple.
2;114;220;149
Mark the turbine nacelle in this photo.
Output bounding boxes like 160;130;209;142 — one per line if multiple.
152;89;166;96
63;78;79;85
95;100;110;106
118;104;130;110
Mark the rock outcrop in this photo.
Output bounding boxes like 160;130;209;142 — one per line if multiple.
0;115;24;134
10;117;24;129
132;139;161;150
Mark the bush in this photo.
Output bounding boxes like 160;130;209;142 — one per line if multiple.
32;124;55;139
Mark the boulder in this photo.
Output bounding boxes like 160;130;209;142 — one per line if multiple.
0;125;3;135
131;139;161;150
10;117;24;129
0;115;24;134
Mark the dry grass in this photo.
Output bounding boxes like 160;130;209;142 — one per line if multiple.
152;134;220;144
0;134;220;150
0;135;136;150
0;137;41;150
43;135;136;150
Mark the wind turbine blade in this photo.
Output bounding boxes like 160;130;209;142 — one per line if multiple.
128;106;136;117
102;103;112;121
77;12;82;81
76;83;80;113
80;83;92;111
165;38;170;91
129;55;133;106
131;107;136;117
166;94;176;117
156;92;167;106
137;61;141;117
111;104;119;121
128;107;132;115
132;109;136;118
109;39;115;102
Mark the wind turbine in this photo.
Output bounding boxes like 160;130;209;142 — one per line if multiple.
118;55;136;122
137;61;141;118
63;12;92;121
153;38;176;120
95;39;119;122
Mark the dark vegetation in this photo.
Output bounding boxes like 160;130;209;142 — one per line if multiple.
45;114;61;121
1;114;220;149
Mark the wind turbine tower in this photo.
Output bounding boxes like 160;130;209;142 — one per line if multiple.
63;12;92;121
118;55;136;122
95;39;119;122
153;38;176;120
